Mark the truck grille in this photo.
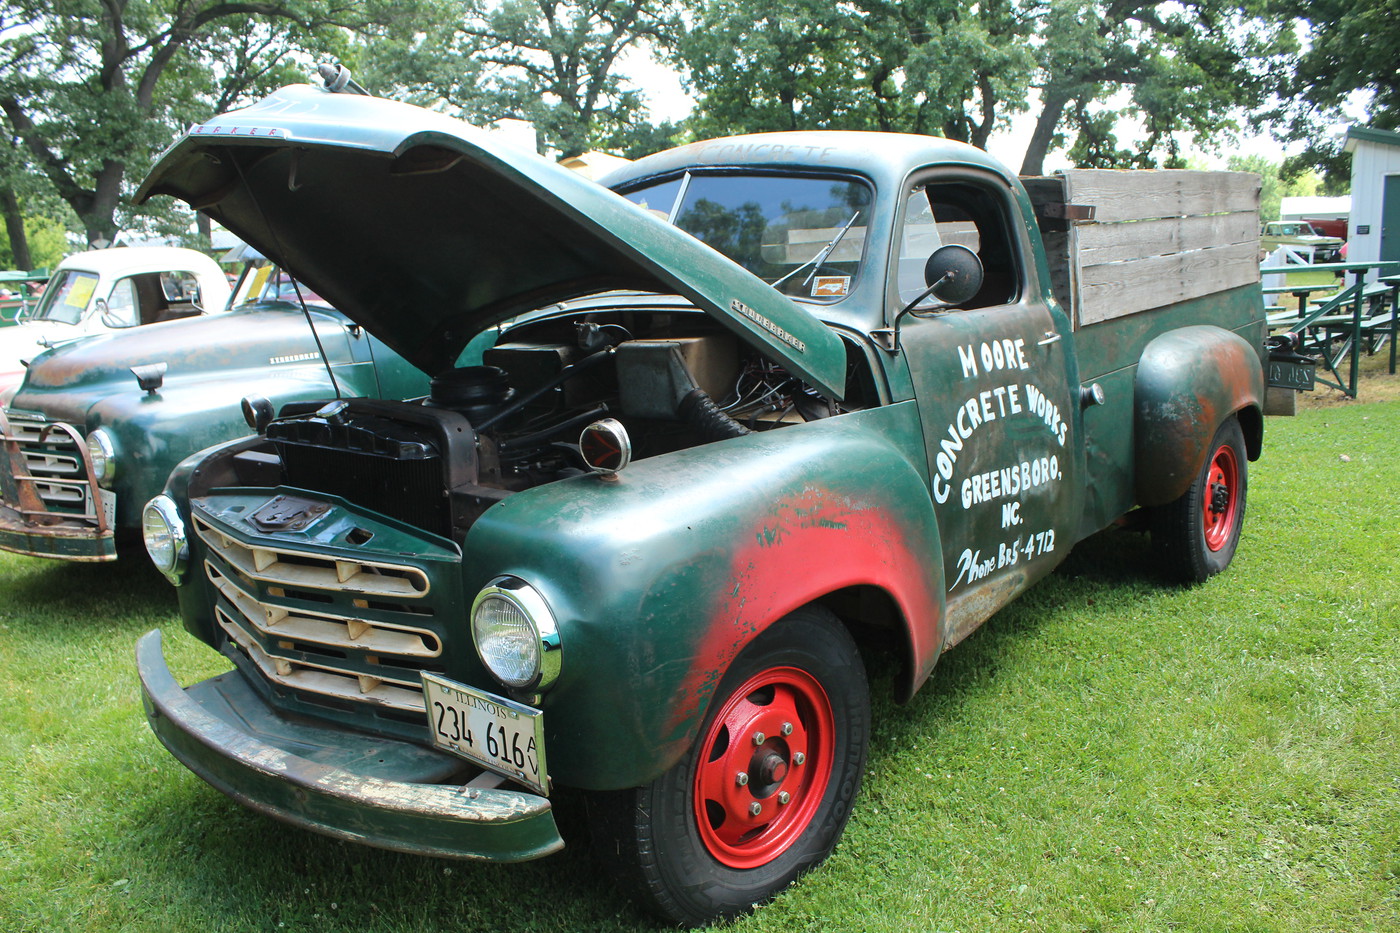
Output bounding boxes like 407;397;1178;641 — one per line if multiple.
194;508;453;735
0;412;105;524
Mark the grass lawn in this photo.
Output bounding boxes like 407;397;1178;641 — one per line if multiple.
1;397;1397;932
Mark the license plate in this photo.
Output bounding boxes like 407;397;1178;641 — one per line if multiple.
421;672;549;796
87;487;116;527
1267;358;1315;390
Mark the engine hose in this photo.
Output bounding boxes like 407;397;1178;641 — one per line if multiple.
679;387;753;440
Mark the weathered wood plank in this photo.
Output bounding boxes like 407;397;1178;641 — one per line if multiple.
1061;169;1260;223
1077;211;1260;265
1078;241;1261;325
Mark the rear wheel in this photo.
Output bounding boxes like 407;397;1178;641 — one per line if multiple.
590;606;869;927
1152;415;1248;583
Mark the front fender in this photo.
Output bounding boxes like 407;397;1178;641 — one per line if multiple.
464;402;943;790
1134;325;1264;506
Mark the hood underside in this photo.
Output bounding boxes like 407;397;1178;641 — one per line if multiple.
137;85;846;398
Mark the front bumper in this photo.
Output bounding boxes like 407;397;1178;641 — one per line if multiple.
136;630;564;862
0;502;115;559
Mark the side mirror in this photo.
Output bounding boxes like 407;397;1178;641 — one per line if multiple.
922;244;985;306
878;245;986;354
97;298;121;328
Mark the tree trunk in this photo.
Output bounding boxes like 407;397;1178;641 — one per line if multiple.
0;186;30;269
1019;88;1072;177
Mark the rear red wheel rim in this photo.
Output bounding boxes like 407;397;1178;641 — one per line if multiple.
1202;443;1240;552
693;666;835;869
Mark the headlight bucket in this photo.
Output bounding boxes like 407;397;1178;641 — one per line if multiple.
471;577;561;692
85;429;116;488
142;495;188;583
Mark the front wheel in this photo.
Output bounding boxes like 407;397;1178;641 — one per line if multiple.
1152;415;1248;583
590;606;869;927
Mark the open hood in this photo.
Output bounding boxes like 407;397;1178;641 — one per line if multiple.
138;85;846;398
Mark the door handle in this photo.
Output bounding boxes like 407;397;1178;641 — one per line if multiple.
1037;331;1062;346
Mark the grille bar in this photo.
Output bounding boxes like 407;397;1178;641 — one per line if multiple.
208;563;441;659
195;515;430;598
217;608;427;712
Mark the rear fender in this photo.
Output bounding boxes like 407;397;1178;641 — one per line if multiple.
1134;325;1264;507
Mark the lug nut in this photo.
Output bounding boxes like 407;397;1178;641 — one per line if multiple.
781;722;793;736
778;791;791;805
752;731;766;746
736;771;749;786
749;802;762;816
793;752;806;766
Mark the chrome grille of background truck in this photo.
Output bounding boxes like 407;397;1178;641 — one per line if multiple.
0;412;106;524
194;511;451;732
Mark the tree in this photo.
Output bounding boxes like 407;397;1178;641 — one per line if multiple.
1262;0;1398;186
357;0;675;158
0;1;382;249
1017;0;1297;175
673;0;1035;148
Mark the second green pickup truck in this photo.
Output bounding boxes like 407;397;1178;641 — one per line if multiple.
134;84;1268;926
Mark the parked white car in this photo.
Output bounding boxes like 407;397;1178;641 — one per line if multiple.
0;247;231;393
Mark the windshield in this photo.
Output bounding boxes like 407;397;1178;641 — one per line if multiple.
29;269;99;324
232;260;331;309
619;172;872;301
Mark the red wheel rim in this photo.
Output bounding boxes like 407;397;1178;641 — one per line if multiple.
1202;443;1240;552
693;666;835;869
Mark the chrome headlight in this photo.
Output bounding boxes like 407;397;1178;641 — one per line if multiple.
85;429;116;488
142;495;188;582
471;577;561;691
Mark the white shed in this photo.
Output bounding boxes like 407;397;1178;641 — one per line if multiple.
1343;125;1400;281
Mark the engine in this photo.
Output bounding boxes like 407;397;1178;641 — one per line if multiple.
204;314;859;543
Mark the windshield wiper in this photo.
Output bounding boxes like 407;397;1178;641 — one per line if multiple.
771;210;862;290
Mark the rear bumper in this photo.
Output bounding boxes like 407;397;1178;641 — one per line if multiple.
136;629;564;862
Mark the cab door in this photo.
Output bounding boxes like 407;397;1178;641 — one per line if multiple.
894;173;1080;642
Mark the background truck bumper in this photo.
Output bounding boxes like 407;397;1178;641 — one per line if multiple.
0;504;115;560
136;630;564;862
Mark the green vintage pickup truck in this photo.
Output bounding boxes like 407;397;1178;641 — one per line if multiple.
134;84;1268;925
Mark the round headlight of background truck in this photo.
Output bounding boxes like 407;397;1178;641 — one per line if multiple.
471;577;561;691
142;495;188;581
85;429;116;488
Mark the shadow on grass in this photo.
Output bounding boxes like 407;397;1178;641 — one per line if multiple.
119;780;649;932
873;524;1158;737
0;553;176;626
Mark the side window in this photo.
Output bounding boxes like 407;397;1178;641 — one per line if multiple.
897;180;1021;310
103;278;139;327
160;271;201;306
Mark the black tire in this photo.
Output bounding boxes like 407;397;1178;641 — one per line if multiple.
589;606;869;927
1152;415;1248;583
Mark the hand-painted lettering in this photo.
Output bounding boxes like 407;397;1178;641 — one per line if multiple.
958;344;979;378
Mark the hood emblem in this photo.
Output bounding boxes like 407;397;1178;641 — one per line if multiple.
730;299;806;353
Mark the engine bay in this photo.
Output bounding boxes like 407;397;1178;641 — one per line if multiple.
205;306;876;542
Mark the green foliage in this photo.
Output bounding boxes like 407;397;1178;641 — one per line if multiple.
1264;0;1396;187
1020;0;1298;174
0;211;69;271
674;0;1034;147
0;0;390;246
356;0;674;158
1;399;1398;931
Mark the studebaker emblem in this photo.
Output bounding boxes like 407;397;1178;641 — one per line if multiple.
730;298;806;353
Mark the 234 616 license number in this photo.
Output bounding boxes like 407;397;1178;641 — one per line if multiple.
420;672;549;796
